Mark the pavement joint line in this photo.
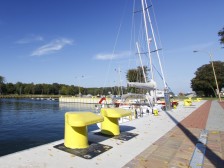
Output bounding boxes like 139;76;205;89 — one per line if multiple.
189;129;208;168
198;129;208;145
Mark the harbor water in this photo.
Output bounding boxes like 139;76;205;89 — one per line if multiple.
0;98;100;156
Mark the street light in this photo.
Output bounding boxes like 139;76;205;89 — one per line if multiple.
193;50;221;101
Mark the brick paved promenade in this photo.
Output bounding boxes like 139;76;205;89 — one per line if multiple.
123;100;224;168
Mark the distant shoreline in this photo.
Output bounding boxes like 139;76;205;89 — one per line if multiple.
0;94;60;99
0;95;221;102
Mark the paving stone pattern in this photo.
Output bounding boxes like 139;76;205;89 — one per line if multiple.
123;100;224;168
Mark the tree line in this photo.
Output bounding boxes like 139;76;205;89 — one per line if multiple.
0;80;127;96
0;66;147;96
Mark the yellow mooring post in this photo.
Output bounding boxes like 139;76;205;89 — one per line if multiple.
100;108;132;136
153;108;159;116
173;104;177;109
64;112;103;149
184;99;192;106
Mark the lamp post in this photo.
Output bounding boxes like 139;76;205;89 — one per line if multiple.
193;50;221;101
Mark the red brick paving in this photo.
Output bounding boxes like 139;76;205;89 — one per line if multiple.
180;100;212;129
123;100;224;168
219;101;224;109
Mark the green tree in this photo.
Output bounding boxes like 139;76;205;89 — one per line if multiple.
191;61;224;97
218;27;224;45
42;84;51;94
60;85;68;95
35;84;44;94
67;85;76;95
126;66;149;93
23;83;34;94
15;82;23;95
52;83;60;95
0;75;5;95
0;76;4;83
126;66;148;83
6;83;16;94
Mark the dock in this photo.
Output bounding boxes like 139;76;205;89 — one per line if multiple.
0;100;223;168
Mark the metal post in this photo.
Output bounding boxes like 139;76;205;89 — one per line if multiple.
209;53;221;101
193;50;222;101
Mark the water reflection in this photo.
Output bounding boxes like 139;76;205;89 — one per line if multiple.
0;98;100;156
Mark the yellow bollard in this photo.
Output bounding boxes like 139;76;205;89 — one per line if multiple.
64;112;104;149
101;115;120;135
153;108;159;116
184;99;192;106
173;104;177;109
100;108;132;136
64;122;88;149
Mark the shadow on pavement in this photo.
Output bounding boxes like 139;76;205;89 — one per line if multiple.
165;109;224;167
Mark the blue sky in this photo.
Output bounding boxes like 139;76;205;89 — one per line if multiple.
0;0;223;94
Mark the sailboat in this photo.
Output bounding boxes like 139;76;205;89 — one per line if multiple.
115;0;176;113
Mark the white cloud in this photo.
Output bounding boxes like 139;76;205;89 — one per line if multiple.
94;51;132;60
31;38;73;56
16;35;44;44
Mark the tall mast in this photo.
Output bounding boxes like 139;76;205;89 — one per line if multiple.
144;0;167;89
141;0;154;81
136;42;147;83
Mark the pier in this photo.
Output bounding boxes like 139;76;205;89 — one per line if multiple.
1;100;223;167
